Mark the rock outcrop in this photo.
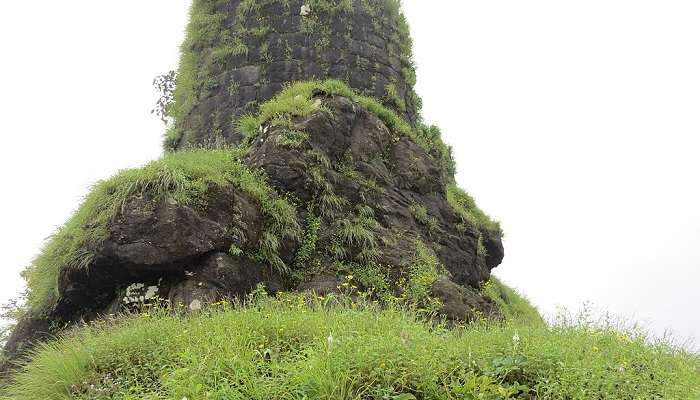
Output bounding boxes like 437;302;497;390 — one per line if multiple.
4;89;503;362
2;0;505;375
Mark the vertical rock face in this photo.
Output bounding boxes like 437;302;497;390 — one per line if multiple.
167;0;420;150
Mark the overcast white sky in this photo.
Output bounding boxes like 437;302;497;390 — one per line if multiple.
0;1;698;347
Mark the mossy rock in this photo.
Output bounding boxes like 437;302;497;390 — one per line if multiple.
6;82;503;364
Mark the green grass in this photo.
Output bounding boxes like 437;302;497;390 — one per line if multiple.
334;205;381;263
409;203;438;235
482;277;545;326
403;241;442;310
22;148;299;316
3;294;698;400
447;183;502;237
237;79;455;177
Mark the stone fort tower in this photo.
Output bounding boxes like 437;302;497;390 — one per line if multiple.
2;0;507;371
166;0;420;150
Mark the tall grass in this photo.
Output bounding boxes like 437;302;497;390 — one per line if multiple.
3;293;698;400
482;277;544;326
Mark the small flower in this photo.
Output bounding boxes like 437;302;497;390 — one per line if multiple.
327;333;334;349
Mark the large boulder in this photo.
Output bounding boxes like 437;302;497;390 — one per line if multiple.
4;93;504;365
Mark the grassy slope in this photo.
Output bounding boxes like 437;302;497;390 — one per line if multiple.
482;277;544;326
3;285;699;400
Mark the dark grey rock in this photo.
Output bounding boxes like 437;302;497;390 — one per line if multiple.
431;277;499;322
297;273;344;296
4;96;504;367
170;0;419;150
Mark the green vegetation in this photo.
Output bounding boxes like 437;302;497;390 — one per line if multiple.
402;241;442;310
447;183;501;236
3;294;699;400
385;82;407;112
333;205;381;264
276;129;310;148
164;0;226;149
482;277;545;326
409;203;438;235
331;241;441;311
295;213;321;269
166;0;421;151
22;149;299;315
237;79;455;177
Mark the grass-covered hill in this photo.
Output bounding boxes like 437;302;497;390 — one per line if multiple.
2;281;699;399
3;1;699;398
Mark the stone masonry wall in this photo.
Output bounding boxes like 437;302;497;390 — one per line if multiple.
167;0;420;150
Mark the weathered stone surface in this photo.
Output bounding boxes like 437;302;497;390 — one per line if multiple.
4;96;504;368
247;95;500;288
171;0;419;149
48;185;264;323
100;186;262;267
431;277;499;322
297;273;344;296
1;317;51;361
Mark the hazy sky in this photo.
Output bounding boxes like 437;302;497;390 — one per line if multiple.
0;1;698;347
